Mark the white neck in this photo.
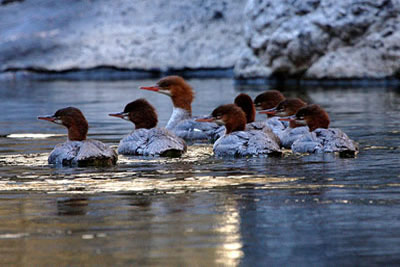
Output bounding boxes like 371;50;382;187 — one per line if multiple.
166;107;191;130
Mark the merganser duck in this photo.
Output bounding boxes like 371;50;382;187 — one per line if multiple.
260;98;309;148
280;104;358;156
252;90;287;136
109;99;187;157
213;93;280;145
38;107;117;166
197;104;281;157
140;76;219;142
254;90;285;114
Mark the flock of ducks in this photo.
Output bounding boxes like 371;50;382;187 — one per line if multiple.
38;75;358;166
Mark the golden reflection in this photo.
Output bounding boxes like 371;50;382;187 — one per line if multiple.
363;146;388;150
6;133;65;139
215;202;243;265
0;175;303;194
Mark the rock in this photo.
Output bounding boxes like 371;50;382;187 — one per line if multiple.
235;0;400;79
0;0;246;72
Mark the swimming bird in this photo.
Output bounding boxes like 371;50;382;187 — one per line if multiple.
280;104;358;156
197;104;281;157
109;98;186;157
252;90;287;137
213;93;280;145
260;98;309;148
140;76;219;142
38;107;117;166
254;90;285;115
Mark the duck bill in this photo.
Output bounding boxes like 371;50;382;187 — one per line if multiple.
109;112;126;119
259;108;277;115
195;116;215;123
140;86;160;92
279;115;296;122
37;115;56;122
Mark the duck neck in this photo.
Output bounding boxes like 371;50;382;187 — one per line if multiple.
67;125;87;141
225;117;246;134
172;98;192;115
225;123;245;134
289;120;306;129
166;107;192;130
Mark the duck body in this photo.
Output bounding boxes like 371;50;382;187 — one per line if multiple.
213;129;281;157
198;104;281;157
167;107;219;142
291;128;358;156
278;126;310;149
118;128;186;157
246;118;287;142
49;139;117;166
282;104;358;156
38;107;117;167
109;98;187;157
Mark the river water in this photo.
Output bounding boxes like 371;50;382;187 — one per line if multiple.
0;78;400;266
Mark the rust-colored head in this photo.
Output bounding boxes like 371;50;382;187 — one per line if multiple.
294;104;330;131
140;76;194;114
268;98;307;117
234;93;255;123
38;107;88;141
254;90;285;110
210;104;246;134
109;98;158;129
254;90;285;117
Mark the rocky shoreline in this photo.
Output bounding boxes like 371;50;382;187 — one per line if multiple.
1;0;400;81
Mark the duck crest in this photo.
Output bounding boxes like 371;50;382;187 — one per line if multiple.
234;93;255;123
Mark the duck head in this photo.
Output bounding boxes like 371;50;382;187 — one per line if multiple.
259;98;307;125
254;90;285;117
38;107;88;141
109;98;158;129
140;76;194;115
197;104;246;134
280;104;330;131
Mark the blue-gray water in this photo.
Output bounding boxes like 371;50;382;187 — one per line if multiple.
0;78;400;266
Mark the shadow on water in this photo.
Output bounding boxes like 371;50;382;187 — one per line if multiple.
0;78;400;265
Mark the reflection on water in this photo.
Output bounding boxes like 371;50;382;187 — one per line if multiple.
0;79;400;265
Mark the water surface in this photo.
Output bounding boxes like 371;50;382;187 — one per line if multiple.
0;79;400;266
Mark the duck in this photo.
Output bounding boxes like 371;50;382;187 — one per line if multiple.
197;104;281;157
213;93;280;145
252;90;287;136
280;104;358;156
140;76;219;143
254;90;285;114
260;98;309;148
109;98;187;157
38;107;118;166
